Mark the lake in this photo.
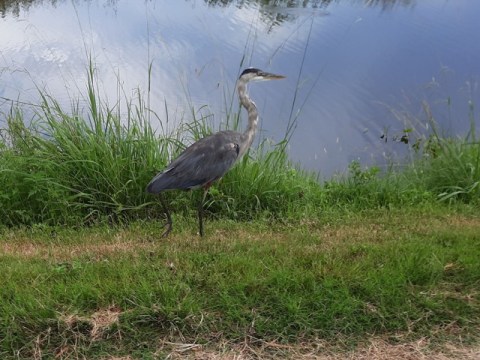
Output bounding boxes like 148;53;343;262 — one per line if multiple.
1;0;479;177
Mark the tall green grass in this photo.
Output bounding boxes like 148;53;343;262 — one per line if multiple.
1;81;159;225
0;65;478;228
409;101;480;203
0;64;321;227
321;99;480;209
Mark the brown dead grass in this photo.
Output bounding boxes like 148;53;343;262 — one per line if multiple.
313;213;480;249
31;307;123;359
141;336;480;360
2;213;480;261
60;306;122;341
0;232;156;261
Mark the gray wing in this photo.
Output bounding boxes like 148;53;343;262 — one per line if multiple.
146;131;241;193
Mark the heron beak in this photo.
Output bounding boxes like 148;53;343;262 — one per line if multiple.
260;71;286;80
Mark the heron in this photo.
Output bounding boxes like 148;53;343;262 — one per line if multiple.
146;68;285;237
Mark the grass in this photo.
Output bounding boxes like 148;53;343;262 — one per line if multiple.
0;63;479;357
0;63;324;227
0;208;479;358
1;75;479;228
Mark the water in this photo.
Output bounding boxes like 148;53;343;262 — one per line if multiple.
1;0;479;177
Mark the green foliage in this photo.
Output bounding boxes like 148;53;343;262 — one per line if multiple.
0;65;324;227
388;99;480;205
0;91;163;225
0;65;479;228
207;140;322;220
413;137;480;203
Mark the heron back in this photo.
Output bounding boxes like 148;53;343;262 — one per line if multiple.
146;131;242;193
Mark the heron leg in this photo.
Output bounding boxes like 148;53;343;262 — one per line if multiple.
158;193;173;238
198;187;209;237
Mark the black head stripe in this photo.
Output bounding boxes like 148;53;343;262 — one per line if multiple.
240;68;261;77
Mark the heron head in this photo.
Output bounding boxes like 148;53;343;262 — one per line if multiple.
239;68;285;82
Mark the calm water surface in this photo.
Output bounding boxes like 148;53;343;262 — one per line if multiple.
1;0;479;176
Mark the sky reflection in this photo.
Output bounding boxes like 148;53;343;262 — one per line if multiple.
1;0;479;177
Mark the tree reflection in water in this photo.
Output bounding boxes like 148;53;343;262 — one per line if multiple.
0;0;415;19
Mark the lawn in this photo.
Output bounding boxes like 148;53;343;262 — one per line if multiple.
1;207;479;358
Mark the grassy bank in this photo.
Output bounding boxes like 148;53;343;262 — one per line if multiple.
0;66;324;227
0;67;479;228
1;208;479;358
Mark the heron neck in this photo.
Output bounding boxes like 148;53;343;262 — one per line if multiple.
237;81;258;157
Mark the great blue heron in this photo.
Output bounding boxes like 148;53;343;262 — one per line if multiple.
146;68;285;237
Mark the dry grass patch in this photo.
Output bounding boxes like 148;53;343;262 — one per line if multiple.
2;212;480;260
151;336;480;360
60;306;122;341
0;229;156;260
30;307;123;359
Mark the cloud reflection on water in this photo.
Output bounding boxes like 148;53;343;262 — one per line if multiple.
0;0;479;177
